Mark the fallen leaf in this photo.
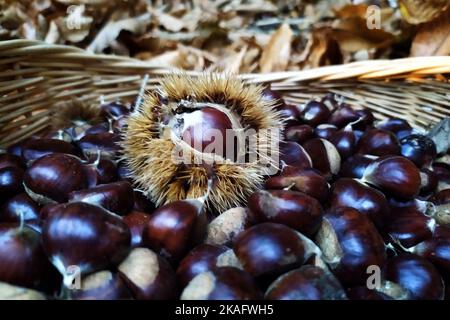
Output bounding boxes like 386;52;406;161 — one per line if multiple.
398;0;450;24
259;23;293;73
411;9;450;56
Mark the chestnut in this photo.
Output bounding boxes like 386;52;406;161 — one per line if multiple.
133;190;155;213
24;153;88;204
328;103;360;128
143;199;208;262
346;286;403;300
314;124;338;140
0;166;24;201
100;102;130;120
357;129;400;156
68;181;134;216
328;125;357;160
362;156;421;200
384;254;444;300
21;138;79;164
83;158;118;187
233;223;316;283
376;118;413;139
315;207;386;286
330;178;389;229
77;132;121;160
180;267;262;300
261;87;285;108
419;169;438;196
299;101;331;126
302;138;341;180
321;93;339;111
279;141;312;169
248;189;323;237
118;248;177;300
0;223;50;288
44;129;73;143
72;270;132;300
205;207;254;246
0;153;24;170
176;244;242;289
42;202;131;281
284;124;314;144
429;189;450;206
0;193;40;228
265;265;347;300
400;134;437;168
354;108;375;130
123;211;151;247
277;104;301;120
264;166;329;202
84;122;110;136
338;154;377;179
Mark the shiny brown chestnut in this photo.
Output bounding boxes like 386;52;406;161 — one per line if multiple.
299;101;331;126
338;154;377;179
0;166;24;201
328;103;360;128
72;270;132;300
384;254;444;300
354;108;375;130
24;153;88;204
0;193;40;228
265;265;347;300
42;202;131;282
330;178;389;229
376;118;413;139
321;93;339;111
277;104;301;120
419;169;438;196
261;87;285;108
143;199;208;263
68;181;134;216
100;102;130;120
82;158;118;187
362;156;421;200
118;248;177;300
302;138;341;180
279;141;312;169
0;223;50;288
329;125;357;160
21;138;80;164
133;190;156;213
357;128;400;156
205;207;254;246
264;166;329;202
284;124;314;144
77;132;121;160
176;244;242;289
44;129;73;143
0;154;24;170
123;211;151;247
314;124;338;140
180;267;262;300
315;207;386;286
400;134;437;168
248;189;323;237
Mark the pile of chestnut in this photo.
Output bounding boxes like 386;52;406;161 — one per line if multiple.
0;91;449;301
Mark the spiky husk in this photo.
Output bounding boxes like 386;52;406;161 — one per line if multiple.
52;99;102;130
122;74;283;213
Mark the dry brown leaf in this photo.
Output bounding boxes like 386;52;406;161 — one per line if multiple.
304;28;343;68
259;23;293;73
411;10;450;56
399;0;450;24
334;4;369;19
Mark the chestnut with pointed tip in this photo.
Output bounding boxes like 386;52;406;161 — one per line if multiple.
419;169;438;196
302;138;341;180
314;124;338;140
357;129;400;156
82;159;118;187
338;154;377;179
400;134;437;168
279;141;312;169
299;101;331;126
248;189;323;237
429;189;450;206
265;265;347;300
328;103;360;128
24;153;88;204
142;199;208;262
284;124;313;144
133;190;156;213
0;193;40;228
376;118;413;139
180;267;262;300
118;248;177;300
21;138;80;163
77;132;121;160
362;156;421;200
329;125;357;160
315;207;386;286
72;270;132;300
123;211;151;247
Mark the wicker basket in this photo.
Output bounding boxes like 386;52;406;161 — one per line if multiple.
1;39;449;148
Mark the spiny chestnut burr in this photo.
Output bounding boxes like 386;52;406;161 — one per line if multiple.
357;128;400;156
180;267;262;300
0;153;24;170
0;193;40;228
0;166;24;201
24;153;88;204
314;124;338;140
248;189;323;237
118;248;177;300
284;124;313;144
338;154;377;179
205;207;254;246
279;141;312;169
21;138;80;164
122;75;283;213
362;156;421;200
400;134;437;168
177;244;242;289
376;118;413;139
142;198;208;263
123;211;151;247
299;101;331;127
265;265;347;300
315;207;386;287
0;282;47;300
328;103;360;128
302;138;341;180
68;181;134;216
0;223;50;289
384;254;444;300
42;202;131;283
233;223;317;283
72;270;132;300
330;178;389;229
264;166;329;202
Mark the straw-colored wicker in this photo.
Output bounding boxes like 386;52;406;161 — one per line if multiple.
1;39;449;147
